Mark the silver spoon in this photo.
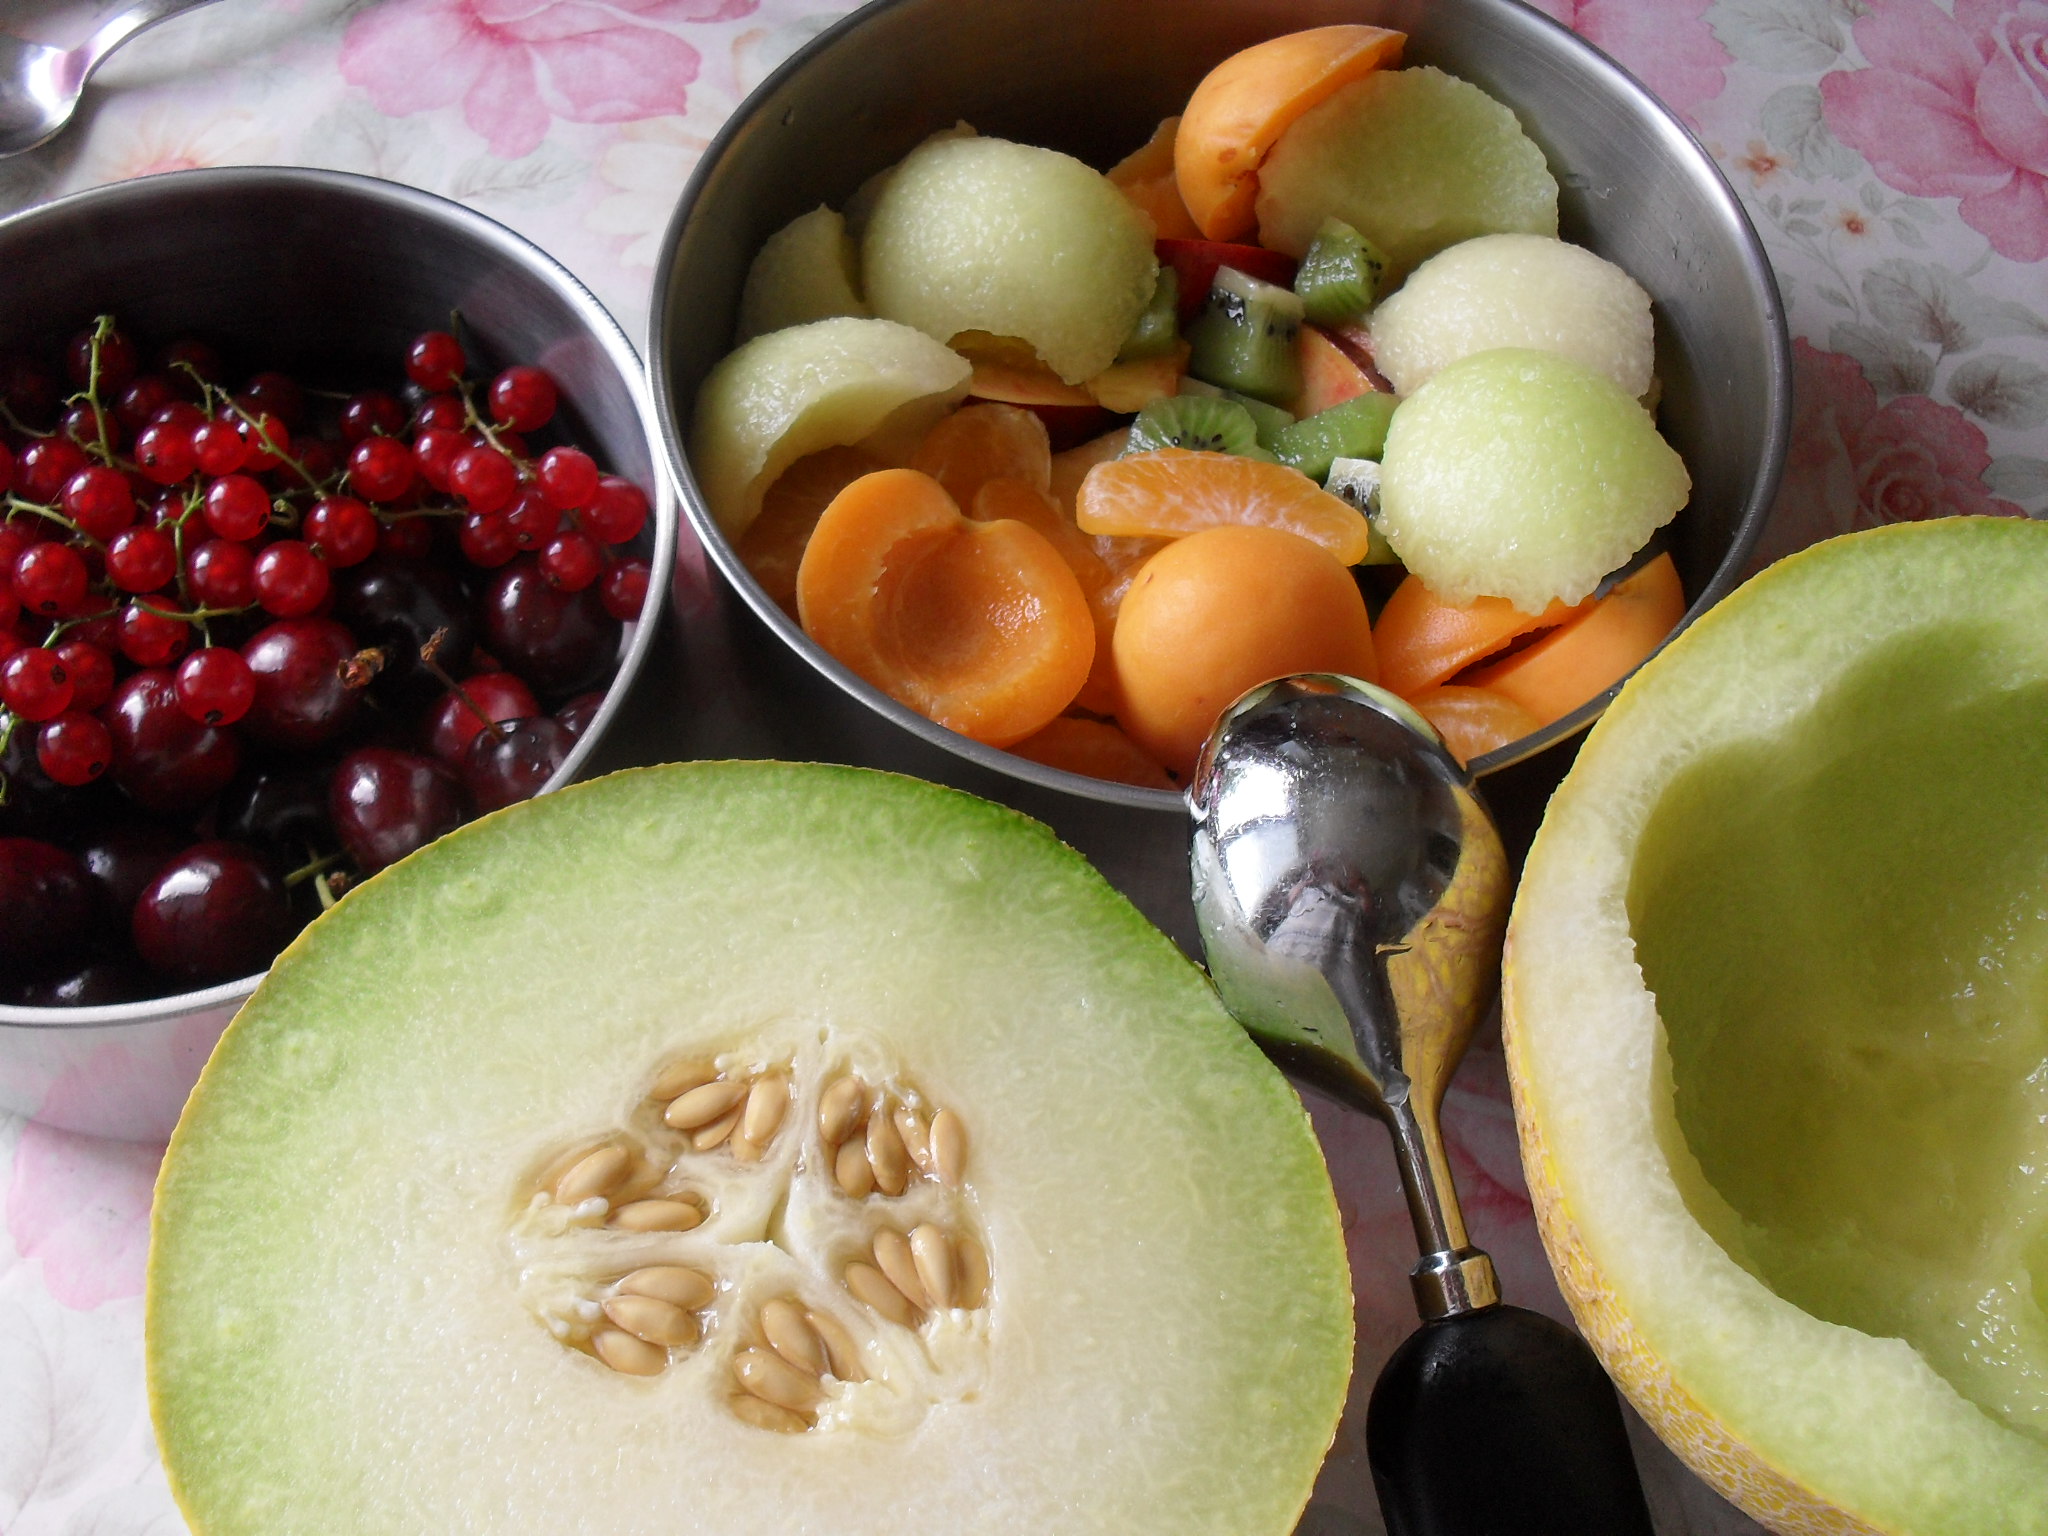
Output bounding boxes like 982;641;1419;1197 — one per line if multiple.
1189;674;1653;1536
0;0;224;159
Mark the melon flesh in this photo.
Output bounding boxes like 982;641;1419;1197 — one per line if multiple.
1505;519;2048;1535
148;763;1352;1536
738;205;869;343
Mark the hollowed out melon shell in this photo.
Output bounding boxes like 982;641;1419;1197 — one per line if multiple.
1505;519;2048;1534
148;762;1352;1536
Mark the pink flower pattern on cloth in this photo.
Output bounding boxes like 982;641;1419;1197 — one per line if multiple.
1821;0;2048;262
339;0;759;160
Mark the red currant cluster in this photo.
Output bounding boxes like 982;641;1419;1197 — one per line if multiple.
0;316;655;1006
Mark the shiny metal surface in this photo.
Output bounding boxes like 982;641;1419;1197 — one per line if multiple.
0;168;676;1139
644;0;1790;880
1190;675;1510;1318
0;0;223;157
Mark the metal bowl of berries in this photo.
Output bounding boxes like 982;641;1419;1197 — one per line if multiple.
648;0;1789;940
0;167;675;1138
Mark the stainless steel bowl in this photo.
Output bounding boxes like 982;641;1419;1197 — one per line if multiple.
0;167;676;1139
647;0;1789;941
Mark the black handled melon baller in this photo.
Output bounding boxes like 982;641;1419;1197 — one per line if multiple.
1188;673;1654;1536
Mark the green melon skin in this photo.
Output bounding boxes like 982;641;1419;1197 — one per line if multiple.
148;763;1352;1536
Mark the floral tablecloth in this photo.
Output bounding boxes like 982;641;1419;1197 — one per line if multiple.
0;0;2042;1531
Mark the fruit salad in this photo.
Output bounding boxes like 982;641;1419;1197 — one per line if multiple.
691;24;1691;785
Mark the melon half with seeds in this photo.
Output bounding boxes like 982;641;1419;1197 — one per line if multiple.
1505;519;2048;1534
147;763;1352;1536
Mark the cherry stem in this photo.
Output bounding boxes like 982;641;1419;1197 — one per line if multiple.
284;849;346;890
418;625;506;738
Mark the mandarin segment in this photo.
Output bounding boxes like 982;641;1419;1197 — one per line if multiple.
909;402;1052;507
738;445;888;614
1076;447;1376;566
1173;24;1407;243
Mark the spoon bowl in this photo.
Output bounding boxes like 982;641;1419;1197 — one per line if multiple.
0;0;223;158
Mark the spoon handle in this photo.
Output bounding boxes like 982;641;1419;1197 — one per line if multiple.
80;0;224;78
1366;1303;1655;1536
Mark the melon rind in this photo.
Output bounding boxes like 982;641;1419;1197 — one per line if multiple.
148;762;1352;1536
1504;519;2048;1535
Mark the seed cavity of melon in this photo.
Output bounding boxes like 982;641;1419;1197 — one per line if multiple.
517;1048;988;1437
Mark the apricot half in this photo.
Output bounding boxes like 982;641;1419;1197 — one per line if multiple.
796;468;1094;747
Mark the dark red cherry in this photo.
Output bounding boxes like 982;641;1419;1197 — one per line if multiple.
424;671;540;763
477;558;619;700
131;841;294;987
240;618;365;750
329;747;465;874
103;668;242;815
461;716;572;812
0;836;95;984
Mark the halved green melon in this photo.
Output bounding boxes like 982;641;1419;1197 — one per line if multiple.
148;763;1351;1536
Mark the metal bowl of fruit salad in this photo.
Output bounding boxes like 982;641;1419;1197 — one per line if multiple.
652;0;1789;833
0;167;675;1138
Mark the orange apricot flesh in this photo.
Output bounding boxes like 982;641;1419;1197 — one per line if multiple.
1076;447;1376;565
796;468;1095;747
1409;685;1543;767
972;476;1123;714
1112;523;1378;778
738;444;886;615
1464;552;1684;726
1174;24;1406;242
1006;715;1176;790
1373;574;1593;700
1107;116;1203;240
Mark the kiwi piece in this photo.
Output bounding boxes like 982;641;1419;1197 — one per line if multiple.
1294;217;1386;326
1186;266;1303;407
1324;457;1399;564
1179;378;1296;449
1125;394;1264;457
1271;393;1400;482
1117;267;1182;362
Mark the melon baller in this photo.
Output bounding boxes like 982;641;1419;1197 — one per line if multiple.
1188;673;1654;1536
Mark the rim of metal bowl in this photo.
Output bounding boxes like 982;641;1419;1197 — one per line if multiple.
650;0;1792;815
0;164;677;1033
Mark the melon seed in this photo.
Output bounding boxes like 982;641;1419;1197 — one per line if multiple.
554;1145;630;1205
730;1134;764;1165
818;1075;866;1144
867;1106;910;1196
665;1078;748;1130
592;1328;666;1376
931;1109;968;1185
729;1393;810;1434
872;1227;931;1311
692;1107;742;1151
603;1294;700;1347
649;1058;716;1100
807;1308;867;1381
845;1260;920;1327
955;1231;990;1309
834;1137;875;1199
910;1224;956;1308
617;1266;714;1310
609;1198;704;1233
894;1104;933;1175
743;1073;789;1144
761;1297;828;1376
735;1346;822;1412
608;1155;665;1205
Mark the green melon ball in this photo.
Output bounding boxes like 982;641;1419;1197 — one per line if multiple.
861;135;1158;384
738;206;870;343
1255;67;1558;279
147;763;1353;1536
1378;347;1689;611
1369;234;1655;398
690;316;970;538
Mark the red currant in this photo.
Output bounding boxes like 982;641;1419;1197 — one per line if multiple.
174;646;257;726
539;530;602;593
160;338;223;392
149;400;206;432
601;557;652;621
451;446;518;513
61;401;121;452
413;394;466;433
133;418;199;485
107;525;178;593
116;375;177;432
190;418;248;476
15;437;87;503
0;646;72;720
505;487;560;551
61;465;136;540
252;539;331;618
240;372;306;430
579;476;650;545
458;511;518;568
536;446;600;510
0;441;12;498
378;517;434;561
348;435;416;502
35;711;112;787
117;603;191;667
186;538;257;608
236;412;289;473
481;427;528;461
406;331;466;392
303;496;379;568
14;541;88;616
341;390;407;443
488;365;558;432
292;438;340;485
54;639;114;711
204;474;272;541
66;325;137;390
0;356;59;424
413;427;468;492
